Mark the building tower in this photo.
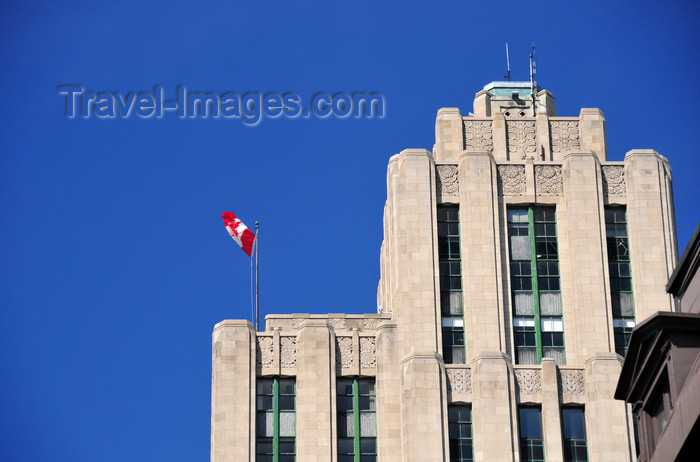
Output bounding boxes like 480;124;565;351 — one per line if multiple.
211;81;678;461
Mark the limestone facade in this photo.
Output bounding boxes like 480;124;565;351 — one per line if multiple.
212;82;678;461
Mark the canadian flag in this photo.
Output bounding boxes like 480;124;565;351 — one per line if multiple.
221;211;256;257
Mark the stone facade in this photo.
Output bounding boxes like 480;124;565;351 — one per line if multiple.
212;82;678;461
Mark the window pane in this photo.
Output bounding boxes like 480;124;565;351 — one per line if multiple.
519;408;542;438
511;235;532;260
517;348;537;365
279;412;295;437
338;412;354;437
514;292;535;315
360;413;377;437
562;408;586;439
539;292;561;315
257;380;273;395
257;412;274;437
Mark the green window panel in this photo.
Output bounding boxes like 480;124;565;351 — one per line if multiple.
508;206;565;365
337;378;376;462
256;378;296;462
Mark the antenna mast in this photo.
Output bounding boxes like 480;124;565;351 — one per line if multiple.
505;43;511;81
529;43;537;115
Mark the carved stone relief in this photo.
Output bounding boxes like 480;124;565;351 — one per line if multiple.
363;318;381;330
360;337;377;369
534;165;563;197
602;165;626;198
506;120;537;158
280;336;297;368
336;336;353;368
446;368;472;394
436;165;459;197
550;121;581;153
327;318;347;331
497;164;526;196
558;369;585;396
515;369;542;395
256;336;274;367
463;120;493;152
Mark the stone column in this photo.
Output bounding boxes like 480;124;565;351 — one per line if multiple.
211;320;256;462
296;320;334;461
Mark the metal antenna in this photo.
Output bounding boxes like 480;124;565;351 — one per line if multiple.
529;43;537;115
504;43;511;81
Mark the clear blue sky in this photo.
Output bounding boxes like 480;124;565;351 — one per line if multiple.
2;1;698;461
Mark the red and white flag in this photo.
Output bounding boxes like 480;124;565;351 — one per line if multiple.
221;211;256;257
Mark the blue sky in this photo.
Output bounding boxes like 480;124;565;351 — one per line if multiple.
1;1;698;461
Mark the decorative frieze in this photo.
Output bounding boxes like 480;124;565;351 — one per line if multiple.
515;368;542;395
256;336;274;368
602;165;626;198
463;120;493;152
360;337;377;369
550;120;581;154
446;368;472;394
506;120;537;158
558;369;585;396
436;164;459;197
280;336;297;368
336;336;353;368
534;165;563;197
497;164;526;196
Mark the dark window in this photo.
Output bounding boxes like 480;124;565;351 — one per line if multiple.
438;205;465;363
256;378;296;460
562;408;588;461
519;407;545;462
337;378;376;461
448;405;473;462
605;207;635;356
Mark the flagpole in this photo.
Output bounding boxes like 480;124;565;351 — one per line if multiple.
255;221;259;332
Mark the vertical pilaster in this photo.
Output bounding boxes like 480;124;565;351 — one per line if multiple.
385;149;440;358
625;150;678;320
434;108;463;163
579;109;607;161
399;352;448;461
492;113;507;160
376;322;402;461
296;320;334;461
584;354;634;462
211;320;256;462
541;358;563;462
471;352;517;461
459;151;504;357
560;152;610;363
